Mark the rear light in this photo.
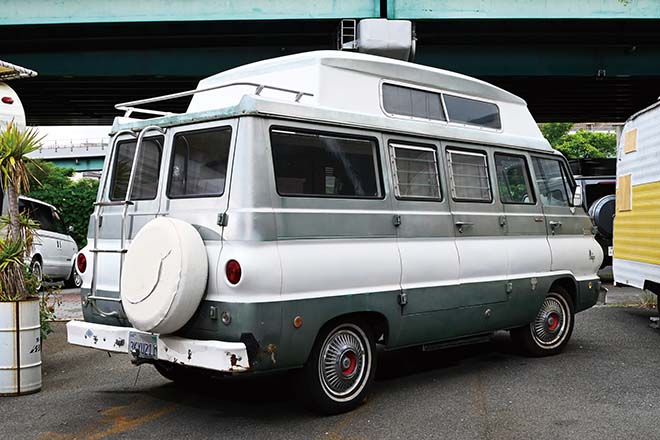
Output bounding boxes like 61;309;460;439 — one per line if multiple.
226;260;241;285
77;253;87;273
1;96;13;104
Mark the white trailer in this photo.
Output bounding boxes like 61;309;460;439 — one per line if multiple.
613;100;660;315
0;60;37;129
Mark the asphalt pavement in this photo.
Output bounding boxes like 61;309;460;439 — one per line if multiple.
2;286;659;440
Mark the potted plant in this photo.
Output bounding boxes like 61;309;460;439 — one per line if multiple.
0;121;44;396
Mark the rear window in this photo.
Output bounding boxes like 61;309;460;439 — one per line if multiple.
110;136;164;201
271;129;382;199
168;127;232;198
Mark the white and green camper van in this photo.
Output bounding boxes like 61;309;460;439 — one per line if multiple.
67;50;603;413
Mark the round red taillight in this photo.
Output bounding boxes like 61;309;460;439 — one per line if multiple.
76;253;87;273
1;96;14;105
226;260;241;285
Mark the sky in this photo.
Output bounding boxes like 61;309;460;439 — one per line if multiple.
36;125;111;146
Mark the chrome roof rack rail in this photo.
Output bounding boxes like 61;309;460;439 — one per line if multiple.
115;81;314;118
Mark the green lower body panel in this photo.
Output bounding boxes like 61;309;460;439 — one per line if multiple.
81;274;601;372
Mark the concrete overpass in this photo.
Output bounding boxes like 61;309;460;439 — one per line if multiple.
2;0;660;124
29;138;108;171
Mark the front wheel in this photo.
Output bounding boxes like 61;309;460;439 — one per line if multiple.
30;259;43;291
511;288;575;357
302;320;376;414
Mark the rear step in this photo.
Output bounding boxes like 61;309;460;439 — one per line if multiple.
422;333;493;352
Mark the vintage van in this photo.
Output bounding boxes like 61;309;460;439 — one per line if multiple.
67;51;603;413
613;101;660;314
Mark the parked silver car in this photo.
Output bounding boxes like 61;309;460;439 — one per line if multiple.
3;196;81;288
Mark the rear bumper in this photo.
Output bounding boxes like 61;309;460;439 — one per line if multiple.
66;320;250;373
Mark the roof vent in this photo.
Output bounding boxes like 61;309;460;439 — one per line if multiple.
338;18;416;62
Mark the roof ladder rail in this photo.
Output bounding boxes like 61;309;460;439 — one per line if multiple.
338;19;358;51
115;82;314;118
86;126;166;318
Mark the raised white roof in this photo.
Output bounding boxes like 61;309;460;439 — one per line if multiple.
115;51;553;152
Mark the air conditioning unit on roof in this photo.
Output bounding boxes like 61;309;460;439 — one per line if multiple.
338;18;416;62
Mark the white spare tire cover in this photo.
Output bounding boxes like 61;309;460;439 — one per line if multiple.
121;217;208;334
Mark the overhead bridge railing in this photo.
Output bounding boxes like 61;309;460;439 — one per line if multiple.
115;82;315;118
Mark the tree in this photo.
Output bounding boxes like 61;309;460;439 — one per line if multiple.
0;122;43;300
539;122;573;146
554;130;617;159
0;122;42;241
27;160;99;247
539;122;617;159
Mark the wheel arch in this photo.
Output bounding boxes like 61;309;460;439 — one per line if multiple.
317;311;390;346
549;276;577;307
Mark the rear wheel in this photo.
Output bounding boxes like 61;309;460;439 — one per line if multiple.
302;320;376;414
511;288;575;357
64;267;82;288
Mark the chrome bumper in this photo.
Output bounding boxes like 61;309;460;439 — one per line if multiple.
66;320;250;372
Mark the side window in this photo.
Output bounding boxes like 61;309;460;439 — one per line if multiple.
271;129;382;199
51;209;67;234
495;153;535;204
110;136;164;201
444;95;501;129
390;143;441;200
382;83;446;121
446;149;492;202
532;157;574;207
32;202;54;232
168;127;232;198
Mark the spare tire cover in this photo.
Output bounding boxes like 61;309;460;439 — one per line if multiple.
121;217;208;334
588;194;616;238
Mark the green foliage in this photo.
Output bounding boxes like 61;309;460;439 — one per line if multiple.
27;160;98;247
539;122;617;159
539;122;573;146
554;130;617;159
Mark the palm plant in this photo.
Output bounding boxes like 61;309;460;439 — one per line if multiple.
0;121;43;300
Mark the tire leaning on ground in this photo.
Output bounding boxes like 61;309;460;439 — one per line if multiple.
302;320;377;414
511;287;575;357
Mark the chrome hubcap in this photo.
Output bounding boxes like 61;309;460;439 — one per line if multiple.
531;295;569;348
319;327;367;400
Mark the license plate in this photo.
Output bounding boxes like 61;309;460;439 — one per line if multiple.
128;331;158;360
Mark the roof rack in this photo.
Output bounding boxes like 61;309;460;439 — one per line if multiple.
0;60;37;81
115;81;314;118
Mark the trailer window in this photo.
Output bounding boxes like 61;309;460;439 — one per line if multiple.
168;127;232;198
532;157;573;207
444;95;501;129
447;149;492;202
271;129;382;199
495;153;535;204
382;84;446;121
110;136;163;201
390;143;441;200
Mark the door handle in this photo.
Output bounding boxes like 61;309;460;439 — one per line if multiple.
549;221;562;228
455;221;474;234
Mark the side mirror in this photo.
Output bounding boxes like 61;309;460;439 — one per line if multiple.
68;225;74;233
572;185;583;207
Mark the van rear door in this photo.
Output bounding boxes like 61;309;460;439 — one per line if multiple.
94;132;166;294
156;119;238;289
